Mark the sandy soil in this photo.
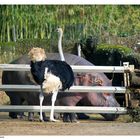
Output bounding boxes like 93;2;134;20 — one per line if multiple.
0;113;140;135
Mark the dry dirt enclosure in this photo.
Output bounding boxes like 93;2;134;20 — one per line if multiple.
0;112;140;135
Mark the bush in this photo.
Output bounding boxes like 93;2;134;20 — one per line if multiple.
128;107;140;122
96;44;132;55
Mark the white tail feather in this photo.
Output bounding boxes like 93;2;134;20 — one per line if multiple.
43;73;62;93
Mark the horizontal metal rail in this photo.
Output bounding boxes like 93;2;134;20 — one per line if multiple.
0;64;130;73
0;63;129;115
0;105;127;114
0;85;126;93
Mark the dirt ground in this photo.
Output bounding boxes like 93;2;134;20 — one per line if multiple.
0;112;140;135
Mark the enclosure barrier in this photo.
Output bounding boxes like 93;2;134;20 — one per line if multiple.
0;85;126;93
0;63;133;114
0;64;133;73
0;106;127;114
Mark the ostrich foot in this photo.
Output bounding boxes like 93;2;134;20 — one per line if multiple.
39;119;44;122
50;112;60;122
39;115;44;122
50;118;60;122
39;113;44;122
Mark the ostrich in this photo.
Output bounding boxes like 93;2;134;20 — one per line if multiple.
28;31;74;122
57;27;65;61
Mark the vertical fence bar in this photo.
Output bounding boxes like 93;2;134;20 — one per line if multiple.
123;62;130;107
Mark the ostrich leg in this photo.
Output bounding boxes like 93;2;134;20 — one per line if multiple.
50;90;59;122
39;86;44;121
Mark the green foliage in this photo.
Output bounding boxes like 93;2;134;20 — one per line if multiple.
0;5;140;43
0;5;140;63
0;41;15;47
15;39;50;53
97;44;133;56
128;107;140;122
82;41;139;69
0;38;51;55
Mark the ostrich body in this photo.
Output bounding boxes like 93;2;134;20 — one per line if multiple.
30;57;74;91
28;47;74;122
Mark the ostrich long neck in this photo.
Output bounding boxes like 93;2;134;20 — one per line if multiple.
78;44;81;57
58;32;65;61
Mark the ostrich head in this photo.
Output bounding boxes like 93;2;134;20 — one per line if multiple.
28;47;47;62
56;27;63;38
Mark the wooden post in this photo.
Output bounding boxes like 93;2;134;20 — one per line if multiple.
123;62;130;107
127;65;134;107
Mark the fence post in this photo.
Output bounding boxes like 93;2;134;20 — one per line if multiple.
123;62;131;107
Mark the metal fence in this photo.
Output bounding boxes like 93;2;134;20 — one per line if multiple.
0;63;133;114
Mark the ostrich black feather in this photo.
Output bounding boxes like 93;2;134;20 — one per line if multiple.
30;59;74;91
